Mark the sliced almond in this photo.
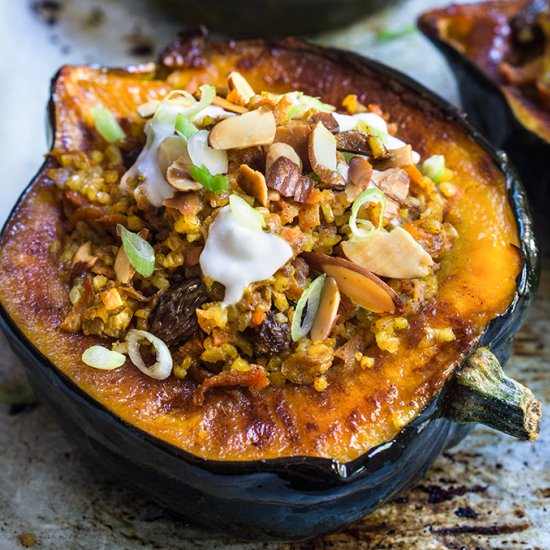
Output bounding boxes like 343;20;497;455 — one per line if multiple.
372;168;410;203
266;142;303;174
227;71;256;105
71;242;98;278
158;136;189;176
114;246;135;284
209;108;276;150
266;157;314;203
238;164;268;207
301;252;403;314
311;112;339;133
268;189;281;201
341;227;433;279
311;276;341;343
336;131;372;155
346;156;373;201
375;145;413;170
212;95;248;114
275;121;312;170
166;159;202;191
71;242;97;269
308;122;338;183
163;191;200;215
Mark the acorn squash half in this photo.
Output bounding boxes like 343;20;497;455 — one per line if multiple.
0;35;540;541
419;1;550;207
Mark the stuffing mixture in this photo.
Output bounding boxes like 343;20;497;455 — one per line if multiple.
47;70;460;401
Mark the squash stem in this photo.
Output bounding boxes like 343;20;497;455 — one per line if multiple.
444;347;541;441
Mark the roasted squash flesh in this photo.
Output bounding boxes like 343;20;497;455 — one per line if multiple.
0;39;522;462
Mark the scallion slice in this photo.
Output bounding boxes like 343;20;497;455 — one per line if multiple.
82;345;126;371
349;188;386;241
91;107;126;143
185;84;216;118
291;275;326;342
285;92;335;120
175;113;199;140
117;224;155;277
189;163;228;194
420;155;446;183
229;194;265;232
126;329;173;380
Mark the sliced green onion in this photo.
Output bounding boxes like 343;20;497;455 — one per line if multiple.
91;108;126;143
82;345;126;370
376;24;416;43
349;188;386;241
0;382;36;405
175;113;199;140
420;155;446;183
229;194;265;232
185;84;216;118
285;92;335;120
291;275;326;342
341;152;358;163
126;329;173;380
189;162;228;194
117;224;155;277
356;119;388;144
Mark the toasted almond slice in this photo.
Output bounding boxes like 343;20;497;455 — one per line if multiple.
238;164;269;207
266;157;314;203
311;276;341;343
301;252;403;314
114;246;135;284
346;156;373;201
166;160;202;191
341;227;433;279
275;121;312;170
375;145;413;170
227;71;256;105
158;136;188;176
308;122;338;182
71;241;98;278
268;189;281;201
209;108;276;150
311;112;339;133
372;167;410;203
212;95;248;114
266;142;303;174
71;242;97;269
163;191;200;215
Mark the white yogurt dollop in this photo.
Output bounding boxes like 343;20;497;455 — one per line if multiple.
200;206;293;306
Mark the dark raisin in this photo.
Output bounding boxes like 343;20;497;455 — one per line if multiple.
149;278;209;346
246;311;291;354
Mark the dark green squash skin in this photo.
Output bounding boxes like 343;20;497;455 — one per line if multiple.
0;40;539;541
418;14;550;209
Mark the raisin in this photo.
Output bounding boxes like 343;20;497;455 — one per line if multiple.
246;311;291;354
149;278;209;346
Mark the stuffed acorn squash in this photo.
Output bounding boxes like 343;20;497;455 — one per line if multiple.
0;35;540;540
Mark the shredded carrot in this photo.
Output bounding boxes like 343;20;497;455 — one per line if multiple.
250;309;266;327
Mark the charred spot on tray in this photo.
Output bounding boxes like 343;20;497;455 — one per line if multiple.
455;506;480;519
148;278;209;346
31;1;62;26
